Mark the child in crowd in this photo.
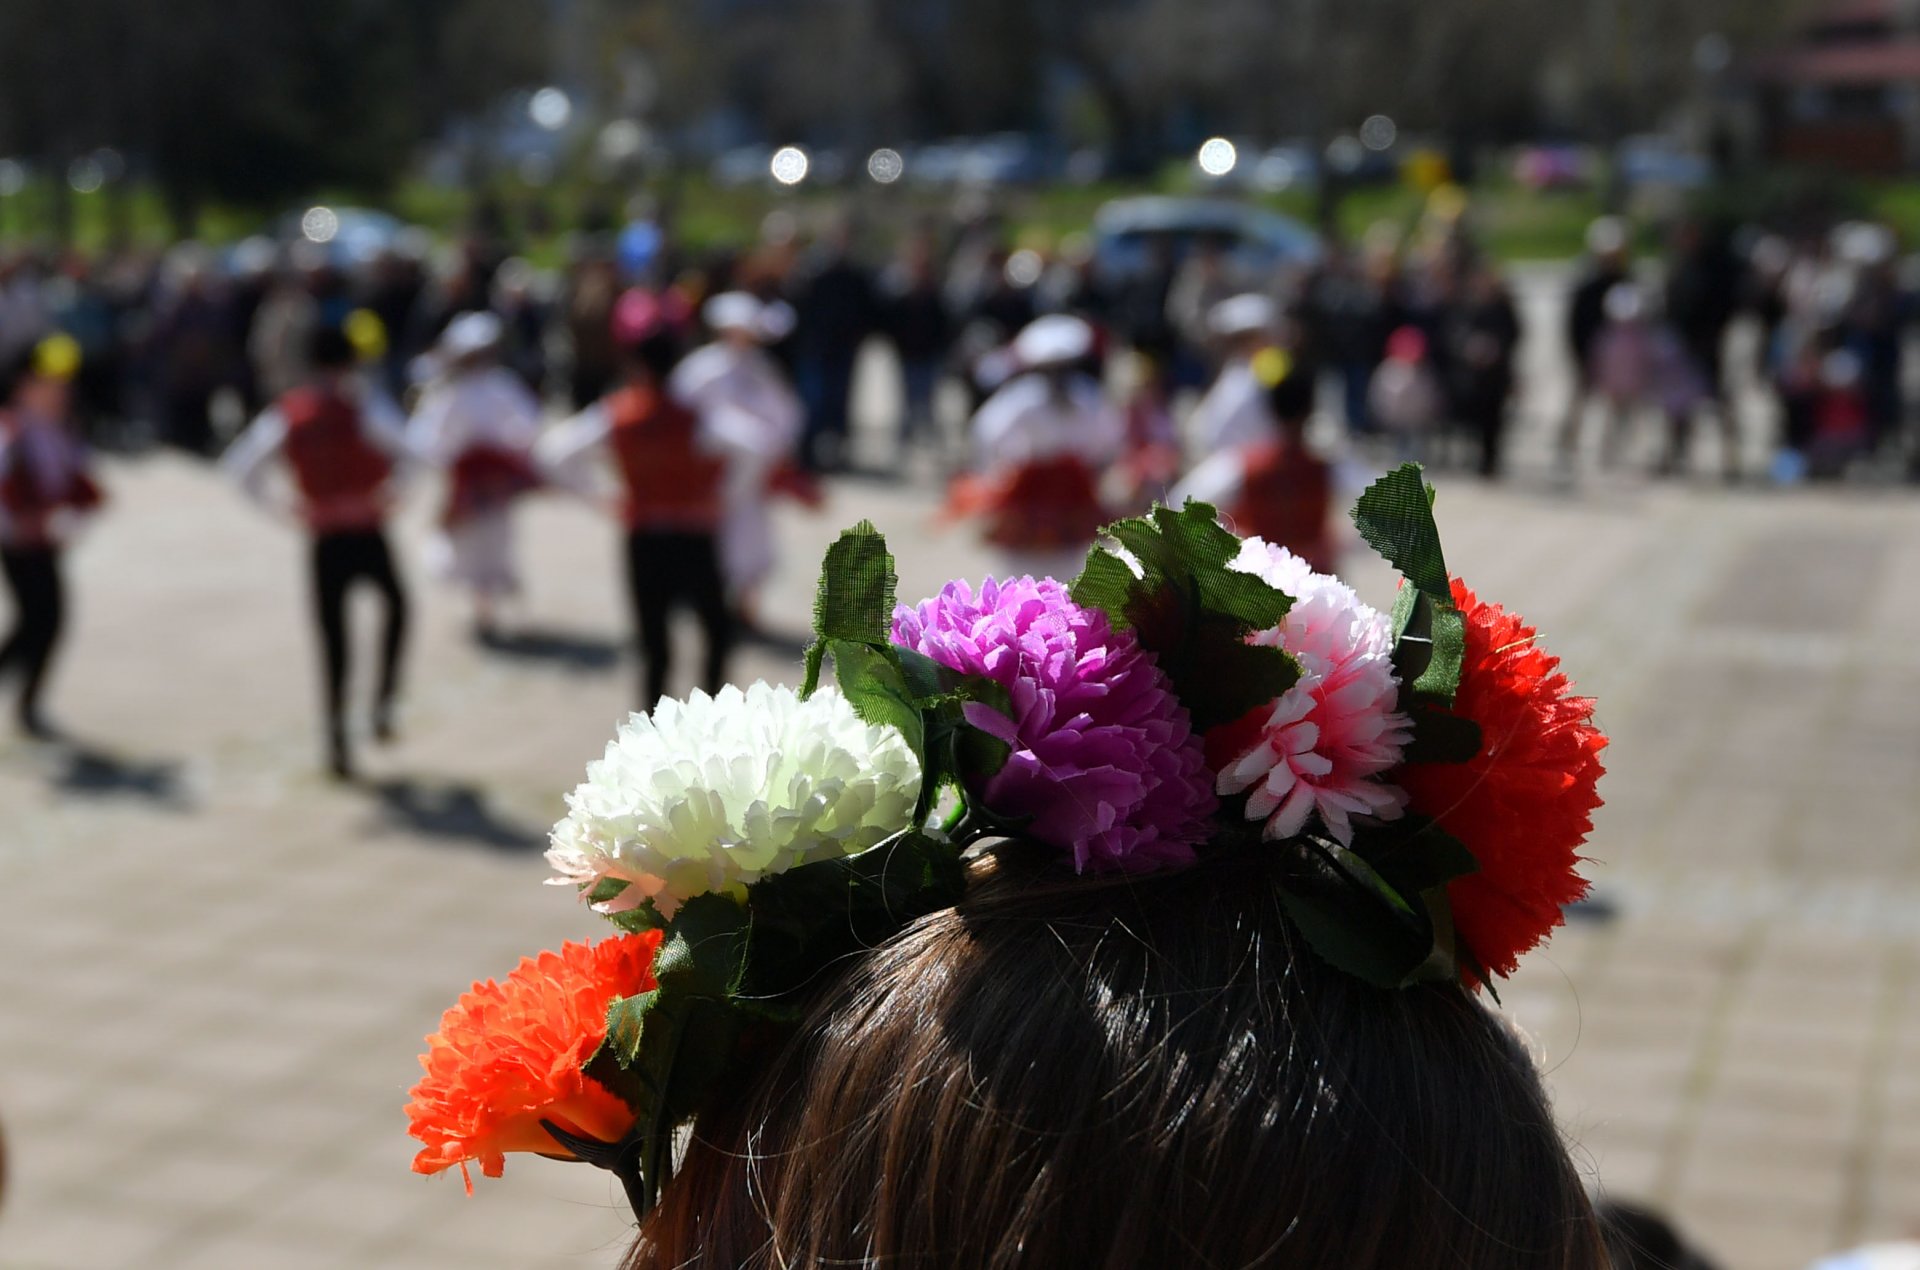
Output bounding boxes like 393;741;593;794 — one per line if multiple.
0;335;105;739
1368;324;1444;465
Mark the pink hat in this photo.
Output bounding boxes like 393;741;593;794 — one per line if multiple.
1385;325;1428;363
612;289;666;346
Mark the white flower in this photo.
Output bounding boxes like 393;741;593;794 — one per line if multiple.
545;682;923;917
1217;538;1412;844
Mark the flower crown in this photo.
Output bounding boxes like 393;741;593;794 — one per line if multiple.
406;463;1607;1215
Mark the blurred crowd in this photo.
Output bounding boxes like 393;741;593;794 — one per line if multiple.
4;201;1920;489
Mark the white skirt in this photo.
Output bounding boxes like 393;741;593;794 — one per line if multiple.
720;499;775;599
429;509;519;595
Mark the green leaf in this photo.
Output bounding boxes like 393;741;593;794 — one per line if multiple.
1397;706;1483;766
1346;814;1481;897
738;830;966;1001
825;640;925;757
1351;463;1450;599
1357;465;1466;711
803;521;899;696
1278;883;1435;990
1070;501;1301;731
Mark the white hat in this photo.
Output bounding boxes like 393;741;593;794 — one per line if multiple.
1586;216;1628;256
1833;220;1895;267
1602;282;1644;324
757;299;798;342
1207;293;1276;339
439;310;503;359
703;291;766;336
1012;314;1094;368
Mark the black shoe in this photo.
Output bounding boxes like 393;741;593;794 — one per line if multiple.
18;712;61;742
373;705;398;745
328;733;355;781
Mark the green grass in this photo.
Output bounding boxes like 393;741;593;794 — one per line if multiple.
3;165;1912;265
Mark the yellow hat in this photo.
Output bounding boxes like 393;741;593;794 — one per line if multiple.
1251;346;1293;389
344;308;389;363
31;333;82;382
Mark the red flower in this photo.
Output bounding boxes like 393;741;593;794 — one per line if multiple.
406;932;662;1191
1397;579;1606;982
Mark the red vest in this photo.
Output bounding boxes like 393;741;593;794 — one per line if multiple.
0;418;102;548
606;385;723;532
1230;441;1333;573
984;455;1106;552
444;445;539;527
279;386;393;533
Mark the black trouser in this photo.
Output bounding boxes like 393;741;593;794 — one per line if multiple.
311;529;407;747
1;546;63;727
625;529;732;708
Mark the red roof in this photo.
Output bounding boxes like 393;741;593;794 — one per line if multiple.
1755;37;1920;83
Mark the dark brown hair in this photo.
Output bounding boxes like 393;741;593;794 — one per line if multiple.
627;844;1603;1270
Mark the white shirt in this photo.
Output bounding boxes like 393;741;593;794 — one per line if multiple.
1167;448;1251;513
669;342;803;459
969;372;1122;472
407;367;542;466
1190;360;1278;454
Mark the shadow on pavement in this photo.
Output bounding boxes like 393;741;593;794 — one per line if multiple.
737;624;811;660
478;626;623;672
50;743;194;809
365;777;547;852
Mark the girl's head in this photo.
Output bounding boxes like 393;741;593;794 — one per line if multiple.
3;335;80;419
627;845;1602;1270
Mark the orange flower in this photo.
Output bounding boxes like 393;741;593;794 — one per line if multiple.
406;932;663;1191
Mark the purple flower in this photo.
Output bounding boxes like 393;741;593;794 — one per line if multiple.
892;576;1217;872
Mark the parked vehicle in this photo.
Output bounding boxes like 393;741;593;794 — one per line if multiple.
1092;196;1322;281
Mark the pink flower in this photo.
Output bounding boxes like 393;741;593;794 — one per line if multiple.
892;576;1216;872
1206;539;1412;844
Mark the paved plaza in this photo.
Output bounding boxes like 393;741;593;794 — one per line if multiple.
4;298;1920;1267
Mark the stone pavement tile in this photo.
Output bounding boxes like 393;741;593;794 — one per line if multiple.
147;1223;371;1270
369;1169;636;1269
110;1141;297;1217
1858;1169;1920;1244
1569;1128;1665;1200
1677;1200;1835;1270
58;1076;222;1150
0;1204;182;1269
1686;1111;1856;1183
1705;1070;1863;1129
1555;1084;1687;1154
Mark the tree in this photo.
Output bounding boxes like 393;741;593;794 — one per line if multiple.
0;0;546;236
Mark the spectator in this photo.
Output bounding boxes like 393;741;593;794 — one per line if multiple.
878;235;954;468
791;220;877;472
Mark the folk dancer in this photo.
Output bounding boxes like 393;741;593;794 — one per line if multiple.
957;314;1121;581
1171;347;1335;571
669;293;811;631
1189;294;1283;456
538;290;733;708
224;325;414;779
0;336;105;739
408;312;543;641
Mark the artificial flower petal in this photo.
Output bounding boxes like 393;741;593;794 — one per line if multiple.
893;576;1216;873
1396;579;1607;981
545;683;923;917
406;933;663;1191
